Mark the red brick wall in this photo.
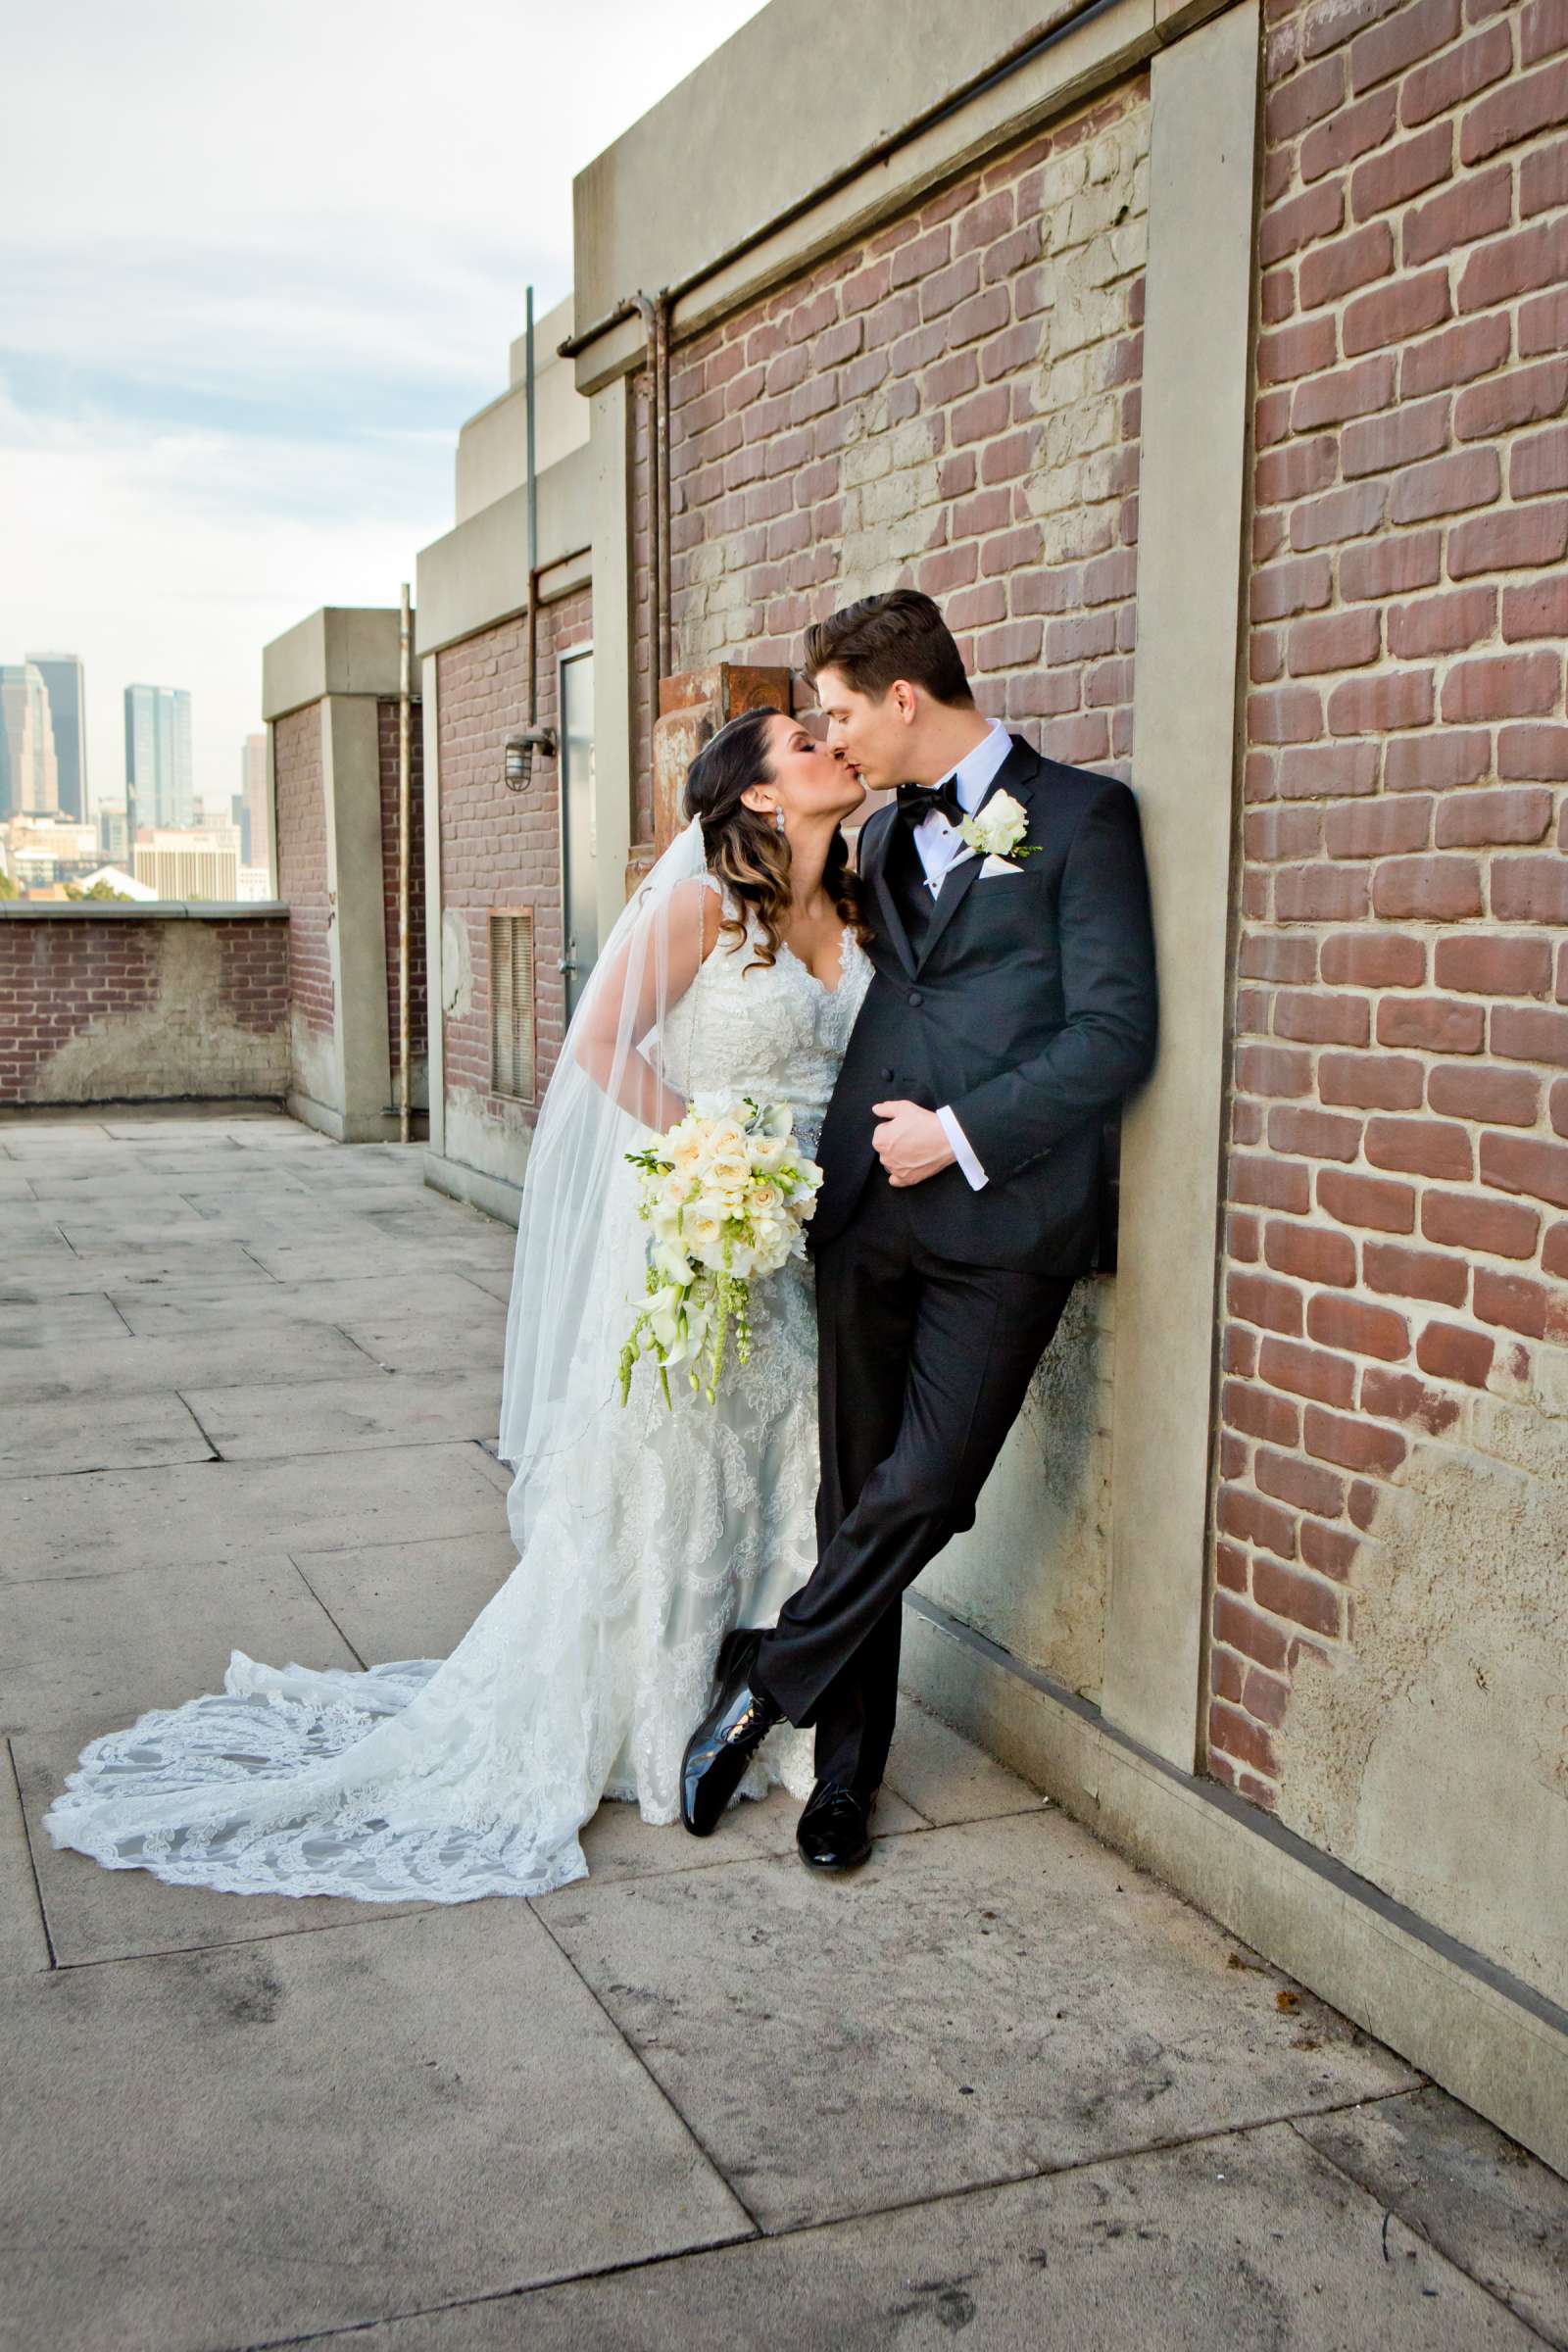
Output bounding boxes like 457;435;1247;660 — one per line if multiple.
0;915;288;1103
215;919;291;1040
1210;0;1568;1809
652;78;1149;786
436;586;593;1139
376;697;426;1085
272;706;332;1039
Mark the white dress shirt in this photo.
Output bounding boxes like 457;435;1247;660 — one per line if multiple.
909;717;1012;1194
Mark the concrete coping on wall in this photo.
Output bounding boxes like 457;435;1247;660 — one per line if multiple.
0;902;290;921
262;608;412;723
416;441;595;658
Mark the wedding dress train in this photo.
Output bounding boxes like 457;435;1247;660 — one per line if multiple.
44;897;871;1904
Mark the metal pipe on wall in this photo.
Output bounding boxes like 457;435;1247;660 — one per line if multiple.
397;579;412;1146
633;291;672;700
525;285;541;731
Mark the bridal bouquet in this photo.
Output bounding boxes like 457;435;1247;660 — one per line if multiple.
619;1098;823;1407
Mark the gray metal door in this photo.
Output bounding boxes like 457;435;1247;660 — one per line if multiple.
558;649;598;1025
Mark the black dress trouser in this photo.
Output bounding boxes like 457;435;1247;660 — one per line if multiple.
755;1163;1074;1793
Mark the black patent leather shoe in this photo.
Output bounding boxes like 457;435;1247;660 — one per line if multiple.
680;1629;783;1838
796;1779;876;1873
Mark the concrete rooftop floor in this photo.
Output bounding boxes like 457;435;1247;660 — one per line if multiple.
2;1102;1565;2352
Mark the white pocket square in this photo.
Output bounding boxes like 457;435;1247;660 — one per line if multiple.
978;853;1024;878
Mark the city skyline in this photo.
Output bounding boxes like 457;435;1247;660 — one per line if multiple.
2;639;271;844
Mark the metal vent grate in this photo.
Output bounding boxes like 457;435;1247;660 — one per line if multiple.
488;909;536;1102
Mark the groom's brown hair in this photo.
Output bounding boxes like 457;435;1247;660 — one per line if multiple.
805;589;975;710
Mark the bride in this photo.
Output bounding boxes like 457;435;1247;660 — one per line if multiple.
45;709;871;1903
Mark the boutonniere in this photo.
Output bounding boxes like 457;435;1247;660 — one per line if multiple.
958;791;1037;864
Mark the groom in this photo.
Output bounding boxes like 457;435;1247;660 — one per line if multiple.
682;587;1158;1869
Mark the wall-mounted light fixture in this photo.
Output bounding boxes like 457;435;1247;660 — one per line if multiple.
503;725;558;793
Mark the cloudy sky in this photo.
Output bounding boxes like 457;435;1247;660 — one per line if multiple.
2;0;763;818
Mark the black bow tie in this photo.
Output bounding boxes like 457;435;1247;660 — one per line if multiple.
896;778;964;830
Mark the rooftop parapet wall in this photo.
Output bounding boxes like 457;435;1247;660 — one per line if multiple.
0;907;289;1105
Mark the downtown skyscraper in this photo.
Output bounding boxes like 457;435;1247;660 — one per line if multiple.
123;683;194;831
0;662;60;818
26;653;88;818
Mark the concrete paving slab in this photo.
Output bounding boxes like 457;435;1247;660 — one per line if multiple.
332;2116;1540;2352
134;1210;407;1259
0;1288;125;1350
4;1241;280;1296
357;1206;515;1260
4;1160;249;1199
0;1904;752;2352
225;1236;440;1284
0;1742;49;1976
0;1318;377;1406
0;1231;99;1294
1;1442;508;1582
0;1548;359;1740
98;1115;265;1140
0;1390;215;1481
884;1693;1049;1826
542;1810;1421;2232
182;1369;501;1458
15;1734;435;1966
330;1299;507;1377
50;1222;285;1262
39;1195;207;1236
0;1200;67;1237
574;1779;928;1890
1296;2088;1568;2350
172;1174;352;1218
108;1267;509;1339
466;1438;515;1493
2;1146;252;1177
291;1531;519;1661
458;1264;514;1304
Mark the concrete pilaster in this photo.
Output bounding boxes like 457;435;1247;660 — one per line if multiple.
1102;0;1261;1768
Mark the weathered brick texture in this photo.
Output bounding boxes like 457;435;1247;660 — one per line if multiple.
376;698;427;1084
272;706;332;1040
648;79;1150;783
1213;0;1568;1812
0;915;288;1104
437;587;592;1139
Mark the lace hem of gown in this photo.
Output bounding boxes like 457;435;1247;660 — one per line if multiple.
46;1652;819;1904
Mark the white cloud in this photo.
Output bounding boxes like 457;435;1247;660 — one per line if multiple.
1;0;766;811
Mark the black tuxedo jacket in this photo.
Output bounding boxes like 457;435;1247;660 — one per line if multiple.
814;732;1158;1275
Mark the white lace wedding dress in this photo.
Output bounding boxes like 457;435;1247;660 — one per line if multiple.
45;907;872;1903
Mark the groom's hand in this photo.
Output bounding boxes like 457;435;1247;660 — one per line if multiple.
872;1101;956;1189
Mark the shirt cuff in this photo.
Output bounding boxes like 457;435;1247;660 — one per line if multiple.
937;1105;988;1192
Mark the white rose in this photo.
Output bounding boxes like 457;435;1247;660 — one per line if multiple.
685;1202;723;1254
706;1143;752;1195
962;790;1029;860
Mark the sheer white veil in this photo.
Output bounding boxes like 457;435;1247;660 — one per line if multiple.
496;814;711;1522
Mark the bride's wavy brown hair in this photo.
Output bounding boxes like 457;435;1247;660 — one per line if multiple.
681;706;872;973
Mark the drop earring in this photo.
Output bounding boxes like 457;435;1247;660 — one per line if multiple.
772;806;786;833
